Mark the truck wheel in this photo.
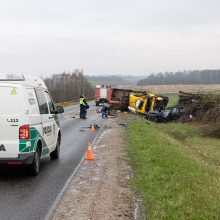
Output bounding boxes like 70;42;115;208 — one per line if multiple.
95;101;99;106
50;136;61;159
26;148;40;176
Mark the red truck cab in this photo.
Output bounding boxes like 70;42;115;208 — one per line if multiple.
95;85;112;106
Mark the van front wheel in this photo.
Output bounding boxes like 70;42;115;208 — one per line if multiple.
50;136;60;159
26;148;40;176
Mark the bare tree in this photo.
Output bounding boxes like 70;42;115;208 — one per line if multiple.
44;70;94;103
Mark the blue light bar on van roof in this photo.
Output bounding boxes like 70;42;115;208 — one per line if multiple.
0;73;25;81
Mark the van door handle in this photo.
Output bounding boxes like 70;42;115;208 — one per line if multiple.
49;116;54;119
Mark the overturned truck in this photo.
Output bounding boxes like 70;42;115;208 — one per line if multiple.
109;88;169;115
95;85;169;115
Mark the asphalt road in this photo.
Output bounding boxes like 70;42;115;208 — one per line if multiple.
0;102;105;220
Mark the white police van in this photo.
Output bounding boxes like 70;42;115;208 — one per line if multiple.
0;74;64;175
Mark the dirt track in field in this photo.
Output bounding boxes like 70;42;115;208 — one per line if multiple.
129;84;220;94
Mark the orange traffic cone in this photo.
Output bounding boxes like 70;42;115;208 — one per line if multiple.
90;123;96;133
94;110;97;117
86;141;95;160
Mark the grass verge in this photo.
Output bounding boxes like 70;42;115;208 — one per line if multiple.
126;119;220;219
160;93;179;107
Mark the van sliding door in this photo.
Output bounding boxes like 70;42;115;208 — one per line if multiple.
35;89;53;156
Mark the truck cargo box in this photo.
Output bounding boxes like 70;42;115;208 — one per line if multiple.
109;88;131;111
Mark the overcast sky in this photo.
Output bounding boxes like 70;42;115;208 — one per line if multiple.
0;0;220;76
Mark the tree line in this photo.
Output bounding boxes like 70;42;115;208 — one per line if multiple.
44;69;94;103
137;69;220;85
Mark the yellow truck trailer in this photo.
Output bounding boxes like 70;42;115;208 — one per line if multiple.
128;93;169;114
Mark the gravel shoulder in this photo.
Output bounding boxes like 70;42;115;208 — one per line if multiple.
53;116;133;220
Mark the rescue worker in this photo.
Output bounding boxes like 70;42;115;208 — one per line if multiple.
80;95;89;119
101;104;110;118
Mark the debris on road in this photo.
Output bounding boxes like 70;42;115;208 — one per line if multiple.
118;123;126;127
80;123;100;130
53;117;134;220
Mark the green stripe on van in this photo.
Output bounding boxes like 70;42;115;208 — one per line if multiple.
19;127;49;157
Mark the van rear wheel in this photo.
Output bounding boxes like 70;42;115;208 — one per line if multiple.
50;136;60;159
26;148;40;176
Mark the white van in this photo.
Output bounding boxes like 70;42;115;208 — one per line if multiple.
0;74;64;175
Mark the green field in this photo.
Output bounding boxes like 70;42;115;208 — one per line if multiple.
126;119;220;219
160;93;179;107
161;89;220;108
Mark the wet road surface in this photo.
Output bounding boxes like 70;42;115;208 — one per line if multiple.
0;102;105;220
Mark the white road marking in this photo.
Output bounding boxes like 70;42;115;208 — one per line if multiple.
45;119;107;220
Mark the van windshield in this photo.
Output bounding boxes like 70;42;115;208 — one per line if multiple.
0;86;21;115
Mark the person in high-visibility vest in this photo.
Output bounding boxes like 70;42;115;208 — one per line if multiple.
79;95;89;119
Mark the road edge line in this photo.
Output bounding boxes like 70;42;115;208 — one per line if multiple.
45;119;107;220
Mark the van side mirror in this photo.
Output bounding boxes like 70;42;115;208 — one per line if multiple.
56;106;64;114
